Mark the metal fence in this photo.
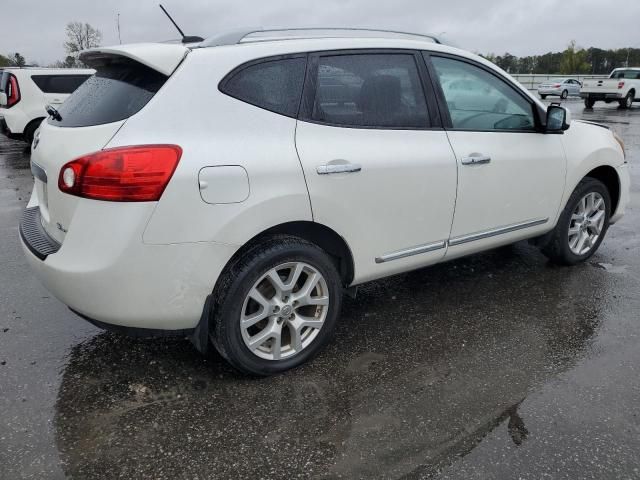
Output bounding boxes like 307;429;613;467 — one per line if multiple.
511;73;609;91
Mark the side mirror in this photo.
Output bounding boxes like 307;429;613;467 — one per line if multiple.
0;92;7;107
546;104;571;132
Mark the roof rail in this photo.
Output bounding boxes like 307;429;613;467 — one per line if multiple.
199;28;442;48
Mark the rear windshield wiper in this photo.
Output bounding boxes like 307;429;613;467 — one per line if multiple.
46;104;62;121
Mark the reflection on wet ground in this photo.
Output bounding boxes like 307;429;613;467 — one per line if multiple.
1;101;640;479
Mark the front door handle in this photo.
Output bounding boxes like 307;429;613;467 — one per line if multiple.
317;163;362;175
461;154;491;166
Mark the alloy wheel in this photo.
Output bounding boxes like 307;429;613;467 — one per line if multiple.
240;262;330;361
568;192;606;255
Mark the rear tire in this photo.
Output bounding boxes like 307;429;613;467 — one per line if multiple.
619;91;634;109
210;236;343;376
561;90;568;100
584;98;595;109
23;118;43;146
540;94;547;100
541;178;611;266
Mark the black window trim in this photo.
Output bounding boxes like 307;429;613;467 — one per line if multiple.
30;74;92;94
299;48;443;131
422;51;549;134
218;53;309;120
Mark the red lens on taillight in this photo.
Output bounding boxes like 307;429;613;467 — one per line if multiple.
58;145;182;202
7;74;20;108
618;81;625;89
553;83;561;88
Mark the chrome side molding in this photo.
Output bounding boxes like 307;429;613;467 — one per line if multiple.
375;218;549;263
448;218;549;247
375;241;446;264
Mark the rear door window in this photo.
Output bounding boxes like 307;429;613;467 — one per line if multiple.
31;75;91;94
49;59;168;127
307;53;430;129
220;57;307;118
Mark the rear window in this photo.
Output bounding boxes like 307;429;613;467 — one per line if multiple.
31;75;91;94
49;60;167;127
220;57;307;118
610;69;640;79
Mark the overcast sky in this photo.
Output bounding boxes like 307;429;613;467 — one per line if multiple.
3;0;640;65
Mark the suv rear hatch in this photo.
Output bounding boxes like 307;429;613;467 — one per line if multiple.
30;43;188;243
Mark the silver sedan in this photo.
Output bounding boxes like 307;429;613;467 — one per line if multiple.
538;78;582;99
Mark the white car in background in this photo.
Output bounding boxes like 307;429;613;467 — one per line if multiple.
581;68;640;109
20;29;630;375
537;78;582;99
0;67;93;144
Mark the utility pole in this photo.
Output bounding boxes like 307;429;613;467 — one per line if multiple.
117;13;122;44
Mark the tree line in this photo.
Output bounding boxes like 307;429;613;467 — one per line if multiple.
483;41;640;75
0;21;102;68
2;27;638;76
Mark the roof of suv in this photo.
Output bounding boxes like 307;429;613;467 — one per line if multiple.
197;28;445;48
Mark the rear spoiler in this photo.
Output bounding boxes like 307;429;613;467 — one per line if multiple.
80;43;189;76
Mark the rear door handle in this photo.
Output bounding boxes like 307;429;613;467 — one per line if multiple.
317;163;362;175
461;154;491;166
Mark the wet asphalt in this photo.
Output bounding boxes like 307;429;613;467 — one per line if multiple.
0;99;639;479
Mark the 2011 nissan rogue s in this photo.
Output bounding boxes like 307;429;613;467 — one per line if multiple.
20;29;630;375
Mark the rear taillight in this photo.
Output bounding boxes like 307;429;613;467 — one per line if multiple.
553;83;561;88
618;81;625;89
7;74;20;108
58;145;182;202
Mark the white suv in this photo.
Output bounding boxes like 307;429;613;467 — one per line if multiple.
0;67;93;144
20;29;630;375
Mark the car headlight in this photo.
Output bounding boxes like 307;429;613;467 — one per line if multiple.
613;131;626;161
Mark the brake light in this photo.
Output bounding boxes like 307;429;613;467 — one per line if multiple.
6;74;20;108
58;145;182;202
618;81;625;89
553;83;561;88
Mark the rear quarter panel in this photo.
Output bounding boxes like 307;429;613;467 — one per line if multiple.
105;47;313;247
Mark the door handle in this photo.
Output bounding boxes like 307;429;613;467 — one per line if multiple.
461;154;491;166
316;163;362;175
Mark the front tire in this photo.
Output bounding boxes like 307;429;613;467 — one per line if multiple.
541;178;611;266
210;236;343;376
584;98;595;109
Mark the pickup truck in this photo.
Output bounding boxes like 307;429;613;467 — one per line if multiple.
581;68;640;109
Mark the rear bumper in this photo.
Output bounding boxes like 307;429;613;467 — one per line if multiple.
538;88;563;96
0;108;26;138
580;92;624;100
20;195;238;331
0;117;20;139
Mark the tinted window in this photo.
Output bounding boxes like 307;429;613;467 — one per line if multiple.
311;54;429;128
221;57;307;117
31;75;91;94
611;69;640;79
432;56;535;131
49;60;167;127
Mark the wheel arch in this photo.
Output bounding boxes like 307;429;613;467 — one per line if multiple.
585;165;620;215
221;221;355;288
23;116;45;142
